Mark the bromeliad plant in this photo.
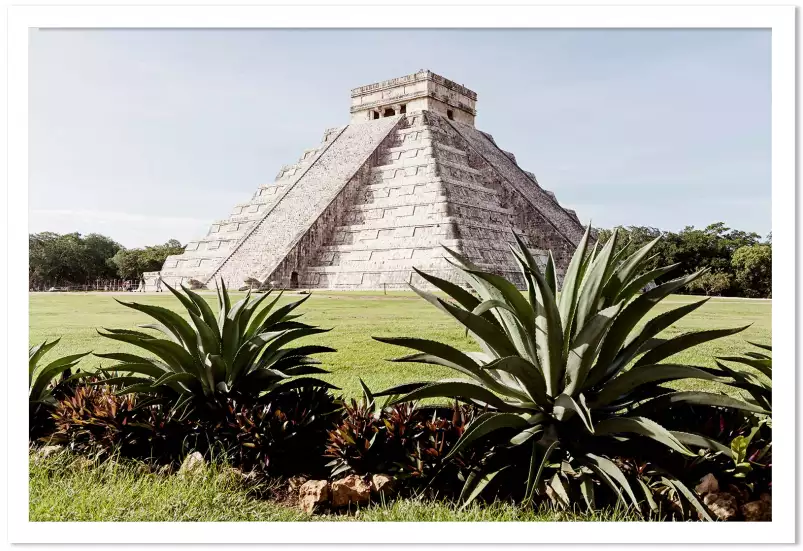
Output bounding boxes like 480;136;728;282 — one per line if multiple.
48;379;139;459
325;381;485;492
373;228;767;517
96;281;336;414
215;385;342;476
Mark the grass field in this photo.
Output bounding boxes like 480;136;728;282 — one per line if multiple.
28;290;771;521
29;290;771;399
30;451;636;522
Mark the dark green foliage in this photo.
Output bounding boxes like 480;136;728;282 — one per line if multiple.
686;271;732;297
96;280;336;415
35;281;343;474
652;342;772;499
29;232;123;288
325;386;485;495
595;223;770;298
716;341;772;412
373;229;765;517
28;232;187;286
46;377;205;464
109;239;185;280
731;245;772;297
210;386;342;476
47;380;342;473
651;405;771;502
48;381;140;459
325;397;384;476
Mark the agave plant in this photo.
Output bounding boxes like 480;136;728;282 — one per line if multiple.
716;341;772;412
29;339;90;406
96;281;336;414
373;228;766;517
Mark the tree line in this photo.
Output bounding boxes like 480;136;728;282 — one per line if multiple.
595;222;771;298
29;222;771;297
29;232;185;289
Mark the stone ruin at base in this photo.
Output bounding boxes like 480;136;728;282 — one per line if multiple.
144;70;587;291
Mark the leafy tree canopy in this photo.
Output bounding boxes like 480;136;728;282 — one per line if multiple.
109;240;185;280
29;232;183;287
596;222;769;298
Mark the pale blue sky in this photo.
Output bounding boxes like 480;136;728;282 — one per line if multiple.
29;29;771;248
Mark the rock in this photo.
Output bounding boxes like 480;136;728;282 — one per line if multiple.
704;492;739;521
760;492;772;503
370;473;396;497
298;480;329;514
289;475;309;492
695;473;719;496
742;499;772;521
178;452;206;478
39;445;63;458
331;474;372;508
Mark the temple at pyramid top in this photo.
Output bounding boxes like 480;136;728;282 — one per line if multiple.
350;70;477;126
146;70;587;291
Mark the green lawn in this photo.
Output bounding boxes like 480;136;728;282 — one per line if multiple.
30;449;636;522
28;290;771;522
29;290;771;399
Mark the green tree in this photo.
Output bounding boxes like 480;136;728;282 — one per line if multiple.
597;222;764;297
110;239;184;279
82;233;123;280
731;244;772;298
595;226;668;276
29;232;122;287
686;271;732;296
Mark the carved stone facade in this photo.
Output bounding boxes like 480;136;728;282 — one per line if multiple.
146;70;586;290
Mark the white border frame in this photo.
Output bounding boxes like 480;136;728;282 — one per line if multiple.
7;3;794;545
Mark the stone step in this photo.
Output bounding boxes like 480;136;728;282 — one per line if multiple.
248;183;290;202
208;219;258;233
339;209;454;230
208;116;403;286
434;140;470;157
353;193;510;214
319;237;461;253
331;223;453;246
306;257;456;274
301;268;460;289
351;191;446;210
315;236;546;257
177;242;235;256
364;175;499;198
382;138;435;155
445;119;586;245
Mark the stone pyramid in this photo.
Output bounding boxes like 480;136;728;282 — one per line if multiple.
148;70;587;291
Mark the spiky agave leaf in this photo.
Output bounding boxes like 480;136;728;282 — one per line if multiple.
97;279;336;412
29;339;90;404
374;232;761;515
